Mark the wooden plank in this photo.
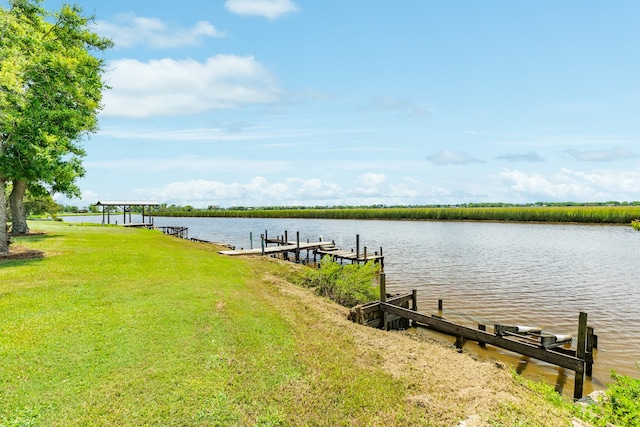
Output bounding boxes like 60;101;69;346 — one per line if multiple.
367;318;382;328
359;294;412;315
379;303;585;372
574;312;588;400
220;241;333;256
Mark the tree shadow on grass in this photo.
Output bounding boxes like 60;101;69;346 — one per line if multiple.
0;250;45;263
1;232;59;264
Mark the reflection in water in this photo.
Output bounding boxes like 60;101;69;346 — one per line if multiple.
63;215;640;393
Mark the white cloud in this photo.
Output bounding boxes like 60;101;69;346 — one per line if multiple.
565;147;636;162
427;150;483;166
359;96;431;118
94;14;224;49
497;151;544;163
142;177;341;207
86;157;292;174
54;190;100;207
357;173;386;187
491;134;637;148
128;175;453;207
500;167;640;200
101;55;279;118
388;178;451;200
225;0;298;19
98;124;317;142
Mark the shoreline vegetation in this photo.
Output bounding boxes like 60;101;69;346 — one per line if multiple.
2;223;637;426
152;205;640;225
0;222;568;426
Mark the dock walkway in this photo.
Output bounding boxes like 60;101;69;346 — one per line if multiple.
219;241;334;256
219;231;384;266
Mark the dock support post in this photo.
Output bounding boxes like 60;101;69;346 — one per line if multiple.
573;311;587;400
379;273;387;330
295;231;300;263
363;246;367;263
586;326;595;377
437;299;443;317
250;232;253;249
411;290;418;327
478;324;486;347
260;234;265;255
356;234;360;261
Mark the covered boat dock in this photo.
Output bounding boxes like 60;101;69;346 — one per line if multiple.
96;200;159;225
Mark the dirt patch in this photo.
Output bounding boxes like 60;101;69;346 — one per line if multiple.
11;231;47;237
260;268;572;426
0;244;45;261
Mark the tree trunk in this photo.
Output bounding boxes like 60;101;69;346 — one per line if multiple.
0;179;8;255
9;179;29;235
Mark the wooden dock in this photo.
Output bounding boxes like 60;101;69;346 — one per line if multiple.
219;230;384;266
352;273;597;400
219;240;335;256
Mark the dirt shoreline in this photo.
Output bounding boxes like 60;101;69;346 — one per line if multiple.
262;266;577;426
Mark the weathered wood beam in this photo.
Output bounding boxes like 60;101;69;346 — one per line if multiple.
379;303;585;373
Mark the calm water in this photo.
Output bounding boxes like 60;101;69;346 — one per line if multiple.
65;215;640;392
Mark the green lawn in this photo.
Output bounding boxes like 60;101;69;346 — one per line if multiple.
1;223;576;426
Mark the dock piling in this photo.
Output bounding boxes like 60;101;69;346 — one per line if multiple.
379;273;387;330
573;312;588;400
478;324;487;347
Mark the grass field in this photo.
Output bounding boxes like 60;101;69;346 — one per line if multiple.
1;223;578;426
156;205;640;224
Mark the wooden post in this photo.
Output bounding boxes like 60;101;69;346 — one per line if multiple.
379;273;387;330
355;306;363;325
260;234;265;255
478;324;486;347
250;232;253;249
574;312;587;400
379;272;386;302
437;299;443;317
586;326;595;377
356;234;360;260
295;231;300;263
363;246;367;263
411;289;418;327
284;230;288;244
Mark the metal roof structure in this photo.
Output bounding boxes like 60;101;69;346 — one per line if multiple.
96;200;159;206
96;201;159;225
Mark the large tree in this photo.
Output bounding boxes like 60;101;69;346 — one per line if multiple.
0;0;111;246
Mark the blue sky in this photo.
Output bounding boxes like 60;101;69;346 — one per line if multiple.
42;0;640;207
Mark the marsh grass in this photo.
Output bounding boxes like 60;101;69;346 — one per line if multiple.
158;205;640;224
1;223;578;426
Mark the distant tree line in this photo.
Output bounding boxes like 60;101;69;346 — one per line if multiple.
151;201;640;212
